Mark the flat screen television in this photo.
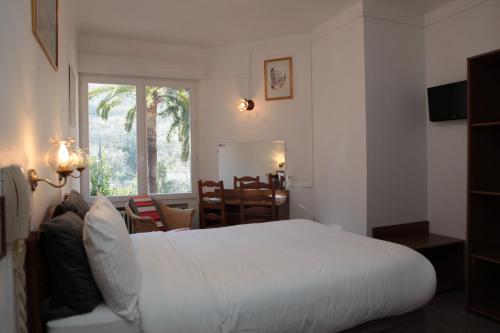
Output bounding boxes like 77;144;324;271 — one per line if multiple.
427;81;467;122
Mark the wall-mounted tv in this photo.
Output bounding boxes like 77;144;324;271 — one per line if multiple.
427;81;467;122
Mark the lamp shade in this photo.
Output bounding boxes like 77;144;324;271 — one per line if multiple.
45;138;77;173
71;148;89;171
237;99;255;112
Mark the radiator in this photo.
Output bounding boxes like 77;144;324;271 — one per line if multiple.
116;206;133;233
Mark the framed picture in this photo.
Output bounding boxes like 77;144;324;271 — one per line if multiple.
32;0;59;70
264;57;293;101
0;196;5;260
69;65;76;127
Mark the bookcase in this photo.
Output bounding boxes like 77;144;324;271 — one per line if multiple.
467;48;500;321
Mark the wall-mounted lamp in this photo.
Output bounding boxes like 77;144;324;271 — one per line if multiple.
28;138;89;191
71;148;89;174
237;98;255;112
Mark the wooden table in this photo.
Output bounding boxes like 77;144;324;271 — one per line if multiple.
206;189;290;226
373;221;465;293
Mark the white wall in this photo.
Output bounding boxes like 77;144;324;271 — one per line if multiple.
311;10;368;234
364;17;427;234
198;35;315;220
0;0;79;331
76;0;498;240
78;35;207;79
425;0;500;239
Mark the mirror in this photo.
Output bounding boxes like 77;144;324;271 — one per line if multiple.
218;141;285;189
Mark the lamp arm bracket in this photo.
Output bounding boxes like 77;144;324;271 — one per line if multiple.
68;169;84;179
27;169;68;191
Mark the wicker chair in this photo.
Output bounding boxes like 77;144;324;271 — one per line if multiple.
125;199;195;233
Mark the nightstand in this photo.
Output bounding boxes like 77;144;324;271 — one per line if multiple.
373;221;465;293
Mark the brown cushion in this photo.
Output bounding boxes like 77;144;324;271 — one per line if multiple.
60;190;90;219
41;212;102;320
159;205;194;230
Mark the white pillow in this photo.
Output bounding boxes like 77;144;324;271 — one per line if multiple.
83;194;141;321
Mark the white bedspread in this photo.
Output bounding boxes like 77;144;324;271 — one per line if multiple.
132;219;436;333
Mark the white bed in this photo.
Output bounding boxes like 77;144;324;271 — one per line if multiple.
47;219;436;333
46;303;141;333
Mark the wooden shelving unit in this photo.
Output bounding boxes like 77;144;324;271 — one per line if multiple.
471;121;500;127
467;48;500;322
470;190;500;197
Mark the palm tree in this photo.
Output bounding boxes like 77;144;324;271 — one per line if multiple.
89;85;190;193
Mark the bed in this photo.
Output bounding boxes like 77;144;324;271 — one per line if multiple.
29;219;436;333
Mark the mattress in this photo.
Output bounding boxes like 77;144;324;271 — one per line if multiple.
133;219;436;333
46;303;140;333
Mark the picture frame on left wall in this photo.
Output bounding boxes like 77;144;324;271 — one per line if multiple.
0;196;5;260
32;0;59;70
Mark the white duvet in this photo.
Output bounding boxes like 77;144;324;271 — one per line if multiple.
132;220;435;333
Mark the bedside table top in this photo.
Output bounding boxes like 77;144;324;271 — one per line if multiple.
380;233;464;251
372;221;464;251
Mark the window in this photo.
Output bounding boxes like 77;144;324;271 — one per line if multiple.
80;76;195;202
87;83;138;197
146;85;192;194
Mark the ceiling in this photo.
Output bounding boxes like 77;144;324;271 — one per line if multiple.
76;0;457;47
373;0;457;14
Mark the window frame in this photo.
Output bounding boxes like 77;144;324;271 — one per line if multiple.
79;74;198;206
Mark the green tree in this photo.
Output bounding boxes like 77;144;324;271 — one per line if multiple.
89;149;112;196
88;85;190;193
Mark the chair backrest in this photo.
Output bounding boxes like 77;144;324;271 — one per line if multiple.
268;173;285;190
234;176;260;189
239;181;276;224
128;196;163;225
239;181;271;190
198;180;227;228
198;180;225;201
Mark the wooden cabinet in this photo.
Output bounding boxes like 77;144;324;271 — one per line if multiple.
467;48;500;321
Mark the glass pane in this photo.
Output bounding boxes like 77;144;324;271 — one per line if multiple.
145;86;192;194
88;83;138;197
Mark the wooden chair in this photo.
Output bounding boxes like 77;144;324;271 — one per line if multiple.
268;173;285;190
125;198;194;233
234;176;260;189
198;180;227;228
239;181;277;224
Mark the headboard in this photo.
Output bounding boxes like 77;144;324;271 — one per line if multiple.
25;206;55;333
25;230;44;333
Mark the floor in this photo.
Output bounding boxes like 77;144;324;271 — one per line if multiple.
425;289;500;333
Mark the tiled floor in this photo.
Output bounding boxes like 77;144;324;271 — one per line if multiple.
425;289;500;333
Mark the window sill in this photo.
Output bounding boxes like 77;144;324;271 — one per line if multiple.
86;193;198;207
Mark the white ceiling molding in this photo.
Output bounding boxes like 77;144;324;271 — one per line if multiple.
424;0;491;26
310;0;364;43
363;0;425;27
